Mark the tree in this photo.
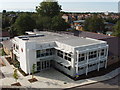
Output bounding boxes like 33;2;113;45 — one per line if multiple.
14;13;36;35
41;16;52;30
31;64;36;79
2;10;6;13
2;15;10;29
1;48;6;56
36;0;61;17
13;69;19;83
35;15;43;30
113;20;120;37
8;24;18;37
84;15;105;33
51;15;70;31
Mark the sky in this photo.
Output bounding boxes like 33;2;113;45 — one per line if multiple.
0;0;119;2
0;0;120;12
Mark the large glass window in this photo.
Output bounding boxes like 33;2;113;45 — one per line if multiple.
36;48;54;58
37;61;40;71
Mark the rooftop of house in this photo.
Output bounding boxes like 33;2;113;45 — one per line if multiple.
0;31;10;37
15;31;106;48
73;30;114;40
1;39;13;50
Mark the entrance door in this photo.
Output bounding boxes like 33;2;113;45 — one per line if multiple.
37;60;51;71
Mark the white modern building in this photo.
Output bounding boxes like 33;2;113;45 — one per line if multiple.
12;31;108;77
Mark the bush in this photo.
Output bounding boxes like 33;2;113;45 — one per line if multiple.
1;48;7;56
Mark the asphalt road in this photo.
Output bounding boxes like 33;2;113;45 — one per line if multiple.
68;74;120;89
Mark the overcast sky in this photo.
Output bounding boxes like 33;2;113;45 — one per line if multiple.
0;0;120;2
0;0;119;12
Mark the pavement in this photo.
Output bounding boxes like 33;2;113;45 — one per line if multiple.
75;74;120;89
0;56;120;89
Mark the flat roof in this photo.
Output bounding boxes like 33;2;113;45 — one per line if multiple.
17;31;106;47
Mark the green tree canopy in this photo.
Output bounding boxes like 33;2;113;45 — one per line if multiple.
84;15;105;33
13;69;19;82
36;15;52;30
51;15;69;31
2;15;10;29
14;13;36;35
36;0;61;17
113;20;120;37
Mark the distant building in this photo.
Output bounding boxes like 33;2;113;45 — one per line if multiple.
12;31;108;77
0;31;10;42
104;22;115;31
106;31;113;36
104;11;109;16
62;14;69;22
73;20;85;30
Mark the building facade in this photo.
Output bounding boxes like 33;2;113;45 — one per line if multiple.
12;31;108;77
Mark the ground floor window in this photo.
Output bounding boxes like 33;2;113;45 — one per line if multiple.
36;60;51;71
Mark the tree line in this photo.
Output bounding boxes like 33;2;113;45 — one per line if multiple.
2;0;120;37
2;0;70;36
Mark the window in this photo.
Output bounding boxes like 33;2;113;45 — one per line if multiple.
79;57;85;62
64;53;71;62
89;51;97;59
46;49;49;56
100;60;105;63
13;44;15;50
68;66;71;70
36;50;41;58
79;53;85;62
57;50;63;58
37;61;40;71
36;48;54;58
88;63;96;67
101;49;105;56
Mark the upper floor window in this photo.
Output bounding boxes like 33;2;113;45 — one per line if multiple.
57;50;63;58
89;51;97;59
36;48;54;58
79;53;85;62
64;53;71;62
101;49;105;56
